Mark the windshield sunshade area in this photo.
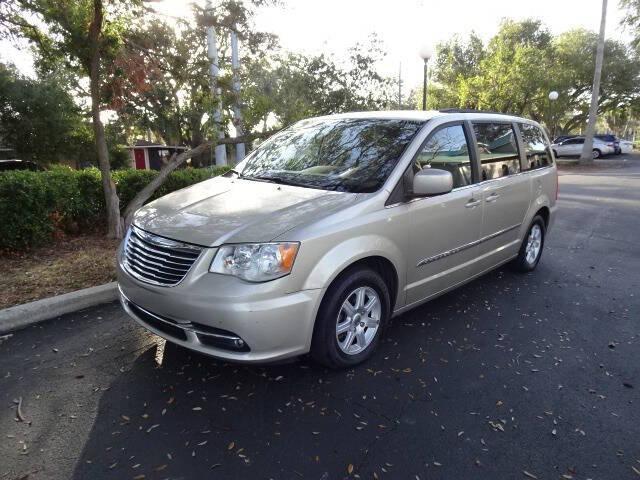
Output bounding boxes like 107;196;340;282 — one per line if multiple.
240;118;425;193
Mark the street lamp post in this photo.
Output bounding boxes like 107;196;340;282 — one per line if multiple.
419;44;434;111
548;91;559;138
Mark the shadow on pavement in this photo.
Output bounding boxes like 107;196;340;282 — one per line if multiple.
71;272;500;480
71;256;639;480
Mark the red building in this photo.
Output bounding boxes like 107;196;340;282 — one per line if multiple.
127;140;188;170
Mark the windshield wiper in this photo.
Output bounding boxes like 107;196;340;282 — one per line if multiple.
240;174;280;184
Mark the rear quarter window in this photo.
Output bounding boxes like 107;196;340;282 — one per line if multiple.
519;123;553;170
472;122;521;180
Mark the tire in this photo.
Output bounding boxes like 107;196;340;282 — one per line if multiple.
552;149;558;158
310;266;391;369
511;215;546;273
592;149;601;159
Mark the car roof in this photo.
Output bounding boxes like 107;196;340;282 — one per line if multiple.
307;110;539;125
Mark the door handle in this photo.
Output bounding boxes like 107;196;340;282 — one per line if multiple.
465;198;481;208
485;193;500;203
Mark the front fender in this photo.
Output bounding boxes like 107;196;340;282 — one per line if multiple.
300;235;406;308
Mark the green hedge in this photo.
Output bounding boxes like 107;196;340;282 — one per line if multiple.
0;166;230;250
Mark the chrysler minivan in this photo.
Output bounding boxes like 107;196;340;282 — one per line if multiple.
117;110;557;368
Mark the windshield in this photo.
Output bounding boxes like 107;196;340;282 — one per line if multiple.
239;118;425;193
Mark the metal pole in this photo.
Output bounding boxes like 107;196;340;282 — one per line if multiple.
579;0;607;163
231;27;245;162
398;62;402;109
422;59;428;111
205;0;227;166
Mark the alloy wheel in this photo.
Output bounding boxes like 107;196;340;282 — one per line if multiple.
335;286;381;355
525;224;542;265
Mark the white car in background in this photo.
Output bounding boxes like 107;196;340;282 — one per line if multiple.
620;140;634;154
551;136;615;159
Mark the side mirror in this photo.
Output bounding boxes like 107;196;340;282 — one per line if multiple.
412;168;453;197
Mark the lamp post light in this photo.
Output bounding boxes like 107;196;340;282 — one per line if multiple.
419;44;434;111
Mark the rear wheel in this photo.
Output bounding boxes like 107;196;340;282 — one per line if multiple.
311;267;390;369
512;216;546;272
592;149;601;159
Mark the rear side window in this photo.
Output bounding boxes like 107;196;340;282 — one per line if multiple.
519;123;553;170
519;123;552;170
415;124;473;188
472;123;520;180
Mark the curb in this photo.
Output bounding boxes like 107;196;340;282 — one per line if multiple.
0;282;119;334
555;159;580;166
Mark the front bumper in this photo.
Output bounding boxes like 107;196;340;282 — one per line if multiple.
117;246;324;363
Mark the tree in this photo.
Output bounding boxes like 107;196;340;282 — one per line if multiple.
108;1;278;165
423;19;640;137
549;29;639;133
621;0;640;49
428;33;485;109
0;0;144;238
580;0;608;163
0;63;87;165
467;20;555;116
241;35;395;129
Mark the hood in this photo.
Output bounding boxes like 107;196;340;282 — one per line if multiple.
133;176;358;247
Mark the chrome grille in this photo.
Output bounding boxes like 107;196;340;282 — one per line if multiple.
123;225;202;286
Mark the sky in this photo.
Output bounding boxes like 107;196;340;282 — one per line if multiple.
1;0;631;95
150;0;631;94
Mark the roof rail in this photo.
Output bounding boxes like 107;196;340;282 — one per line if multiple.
438;108;515;116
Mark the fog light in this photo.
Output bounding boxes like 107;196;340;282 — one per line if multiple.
234;339;244;348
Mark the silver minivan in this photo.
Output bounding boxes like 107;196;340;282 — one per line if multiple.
117;110;557;368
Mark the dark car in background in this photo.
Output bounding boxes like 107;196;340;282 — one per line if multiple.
0;148;43;171
595;134;621;155
0;159;43;171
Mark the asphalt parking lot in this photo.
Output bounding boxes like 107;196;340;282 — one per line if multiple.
1;156;639;480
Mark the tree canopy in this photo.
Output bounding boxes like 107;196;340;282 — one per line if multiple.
421;19;640;137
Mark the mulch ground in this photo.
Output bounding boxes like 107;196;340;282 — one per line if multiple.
0;234;119;309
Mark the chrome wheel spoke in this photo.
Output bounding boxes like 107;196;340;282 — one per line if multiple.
364;316;379;328
355;331;366;349
340;330;355;350
342;301;356;317
336;321;351;335
364;296;378;314
355;288;366;309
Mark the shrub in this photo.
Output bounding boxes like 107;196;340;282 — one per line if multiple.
0;166;230;250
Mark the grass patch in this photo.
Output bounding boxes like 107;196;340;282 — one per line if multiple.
0;234;119;309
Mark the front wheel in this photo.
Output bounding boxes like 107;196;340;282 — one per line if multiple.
512;216;546;272
310;267;390;369
592;149;601;159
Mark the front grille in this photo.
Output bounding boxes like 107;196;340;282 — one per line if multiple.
123;225;202;286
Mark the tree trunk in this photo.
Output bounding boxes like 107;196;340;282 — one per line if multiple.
580;0;608;164
89;0;123;239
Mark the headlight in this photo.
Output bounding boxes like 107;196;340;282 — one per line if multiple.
210;242;300;282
